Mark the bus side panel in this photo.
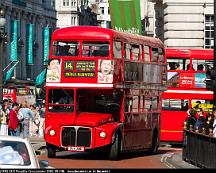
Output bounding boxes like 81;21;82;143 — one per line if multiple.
123;112;152;150
113;59;123;83
160;111;187;142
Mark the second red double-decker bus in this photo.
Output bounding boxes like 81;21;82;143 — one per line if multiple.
44;26;166;160
161;48;214;143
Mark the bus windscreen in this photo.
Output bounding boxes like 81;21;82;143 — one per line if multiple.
53;41;79;56
82;42;109;57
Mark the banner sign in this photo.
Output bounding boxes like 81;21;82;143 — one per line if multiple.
179;73;194;88
108;0;142;34
35;68;47;86
43;27;50;65
10;20;18;62
26;23;33;64
12;0;26;7
168;72;206;88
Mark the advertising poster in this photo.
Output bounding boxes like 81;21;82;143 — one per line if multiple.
179;73;194;88
46;59;61;82
195;73;206;88
98;59;113;83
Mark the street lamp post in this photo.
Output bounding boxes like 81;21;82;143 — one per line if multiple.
214;1;216;109
0;8;6;103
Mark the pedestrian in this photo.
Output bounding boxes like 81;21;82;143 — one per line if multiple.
212;111;216;137
29;104;40;137
18;101;34;138
0;99;10;136
8;102;19;136
185;109;197;130
194;108;205;132
39;102;45;138
204;112;214;135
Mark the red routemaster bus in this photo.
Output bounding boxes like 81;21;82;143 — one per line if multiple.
161;48;214;143
44;26;166;160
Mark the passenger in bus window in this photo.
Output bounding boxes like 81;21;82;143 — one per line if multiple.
98;60;113;83
197;64;204;71
175;63;180;70
168;62;176;70
186;64;195;71
67;47;78;56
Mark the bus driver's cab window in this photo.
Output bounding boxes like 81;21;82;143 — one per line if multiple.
48;89;74;112
124;98;132;113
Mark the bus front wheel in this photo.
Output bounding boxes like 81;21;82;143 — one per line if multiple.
109;133;121;160
150;130;159;154
47;144;56;158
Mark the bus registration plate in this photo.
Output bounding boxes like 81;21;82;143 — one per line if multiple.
68;146;85;152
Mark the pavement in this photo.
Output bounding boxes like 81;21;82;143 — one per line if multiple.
29;136;47;155
161;152;198;169
29;137;199;169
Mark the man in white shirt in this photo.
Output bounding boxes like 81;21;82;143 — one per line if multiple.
213;111;216;137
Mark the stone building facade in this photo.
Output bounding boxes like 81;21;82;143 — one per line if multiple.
151;0;214;48
0;0;56;84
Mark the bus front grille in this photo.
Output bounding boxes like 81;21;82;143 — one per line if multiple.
77;128;91;147
61;127;91;147
62;127;76;146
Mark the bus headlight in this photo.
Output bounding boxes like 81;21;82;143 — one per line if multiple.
49;130;56;136
99;131;106;139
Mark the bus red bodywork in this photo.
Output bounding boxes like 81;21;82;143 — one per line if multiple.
161;48;213;143
44;26;166;159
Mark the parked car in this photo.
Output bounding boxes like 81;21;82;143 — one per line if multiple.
0;136;49;169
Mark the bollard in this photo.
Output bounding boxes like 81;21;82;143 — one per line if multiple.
195;127;199;133
209;129;213;137
183;121;187;130
202;127;206;135
189;125;193;131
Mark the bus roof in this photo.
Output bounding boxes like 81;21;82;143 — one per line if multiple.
52;26;164;48
166;48;213;59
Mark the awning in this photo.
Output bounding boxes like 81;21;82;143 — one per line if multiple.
4;61;19;84
35;68;47;86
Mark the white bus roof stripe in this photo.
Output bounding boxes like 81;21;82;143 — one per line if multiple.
46;83;114;88
164;90;213;94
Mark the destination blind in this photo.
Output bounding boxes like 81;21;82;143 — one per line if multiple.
64;60;96;78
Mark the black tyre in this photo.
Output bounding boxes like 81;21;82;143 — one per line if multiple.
109;133;121;160
150;130;159;154
47;144;56;158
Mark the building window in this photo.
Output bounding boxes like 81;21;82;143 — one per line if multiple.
100;7;104;14
108;7;110;14
63;0;69;6
71;0;76;6
71;16;76;25
51;0;55;7
205;15;214;49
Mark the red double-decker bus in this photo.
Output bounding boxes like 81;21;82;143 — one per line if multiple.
44;26;166;160
161;48;214;143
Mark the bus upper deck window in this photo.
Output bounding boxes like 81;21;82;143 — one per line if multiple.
158;48;164;63
144;46;150;62
53;41;79;56
82;42;109;57
152;48;159;62
113;41;122;59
